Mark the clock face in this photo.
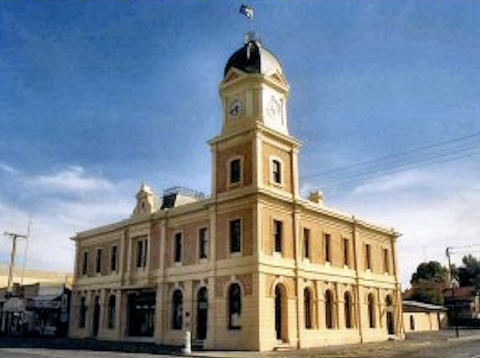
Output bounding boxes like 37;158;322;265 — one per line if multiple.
267;98;282;121
229;99;244;118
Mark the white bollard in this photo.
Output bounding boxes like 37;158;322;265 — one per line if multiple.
182;330;192;354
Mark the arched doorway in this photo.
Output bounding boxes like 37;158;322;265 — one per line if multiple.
386;295;395;335
274;284;287;342
196;287;208;340
92;296;100;337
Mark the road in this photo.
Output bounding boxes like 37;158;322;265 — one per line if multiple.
0;348;176;358
0;336;480;358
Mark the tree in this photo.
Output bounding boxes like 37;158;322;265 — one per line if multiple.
410;288;444;305
457;255;480;288
411;261;448;285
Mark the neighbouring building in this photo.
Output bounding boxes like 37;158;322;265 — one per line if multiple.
402;300;447;333
0;283;71;337
444;286;480;326
0;264;73;288
69;34;403;351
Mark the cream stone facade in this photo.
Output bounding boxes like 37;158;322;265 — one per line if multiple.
69;36;404;351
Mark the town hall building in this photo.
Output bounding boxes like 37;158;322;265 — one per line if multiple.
69;34;404;351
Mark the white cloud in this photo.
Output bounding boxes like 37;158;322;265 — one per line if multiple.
0;165;135;272
28;166;114;193
0;163;18;175
352;169;427;194
321;161;480;289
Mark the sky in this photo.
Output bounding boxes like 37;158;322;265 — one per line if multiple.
1;1;480;287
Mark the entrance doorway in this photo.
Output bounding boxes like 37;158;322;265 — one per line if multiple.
386;295;395;335
92;296;100;337
127;292;156;337
196;287;208;340
274;284;287;342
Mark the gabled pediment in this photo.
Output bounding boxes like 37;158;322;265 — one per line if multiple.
269;70;287;87
132;183;159;217
223;68;246;84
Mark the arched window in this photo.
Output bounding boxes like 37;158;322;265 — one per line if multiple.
386;295;395;334
325;290;334;329
79;296;87;328
304;288;313;329
172;290;183;330
108;295;116;329
368;293;376;328
344;292;353;329
228;283;242;329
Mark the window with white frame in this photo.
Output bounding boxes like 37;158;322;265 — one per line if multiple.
228;283;242;329
230;219;242;254
136;237;148;269
271;158;282;185
82;251;89;276
174;232;183;264
96;248;103;274
273;220;283;253
229;158;242;185
110;245;118;272
199;227;208;260
172;290;183;330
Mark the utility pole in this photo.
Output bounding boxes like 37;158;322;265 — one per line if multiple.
3;232;27;293
446;247;459;338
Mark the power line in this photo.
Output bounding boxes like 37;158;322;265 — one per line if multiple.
302;131;480;181
318;146;480;189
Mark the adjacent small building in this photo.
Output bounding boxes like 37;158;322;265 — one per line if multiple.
402;300;447;333
69;34;403;351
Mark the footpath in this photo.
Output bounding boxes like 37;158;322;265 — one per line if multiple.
0;329;479;358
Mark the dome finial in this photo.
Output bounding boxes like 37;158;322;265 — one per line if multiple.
243;31;261;45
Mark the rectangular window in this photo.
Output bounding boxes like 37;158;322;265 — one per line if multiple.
304;228;310;259
343;238;349;267
111;245;118;272
384;248;390;274
96;248;102;274
137;240;143;268
199;228;208;260
82;252;88;275
324;234;331;263
174;232;183;263
272;159;281;184
274;220;283;253
136;238;148;268
365;244;372;270
230;159;241;184
230;219;242;253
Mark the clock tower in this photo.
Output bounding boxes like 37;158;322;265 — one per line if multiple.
210;34;301;199
220;35;290;136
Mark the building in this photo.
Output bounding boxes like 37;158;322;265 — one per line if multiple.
444;286;480;327
0;283;70;337
402;300;447;333
69;34;403;351
0;264;73;288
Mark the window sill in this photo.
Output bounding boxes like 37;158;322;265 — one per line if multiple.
269;180;283;188
199;258;208;264
227;181;243;190
173;262;183;267
230;252;242;258
273;251;283;258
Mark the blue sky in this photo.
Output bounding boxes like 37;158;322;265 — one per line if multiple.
1;1;479;286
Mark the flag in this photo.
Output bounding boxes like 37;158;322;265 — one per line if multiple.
240;4;254;19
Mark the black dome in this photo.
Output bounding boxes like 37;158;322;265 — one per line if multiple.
224;40;283;77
